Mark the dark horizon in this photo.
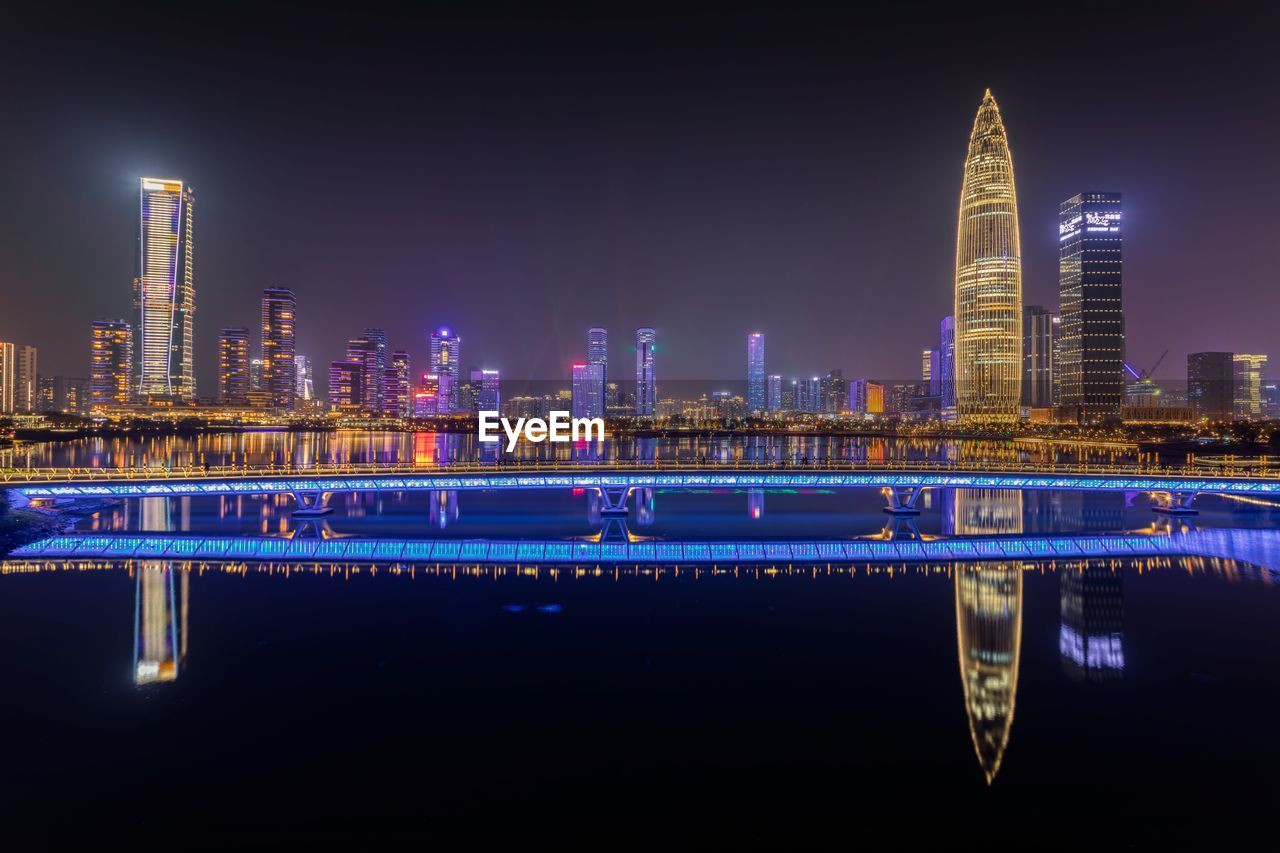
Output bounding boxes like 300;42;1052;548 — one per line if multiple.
2;3;1277;393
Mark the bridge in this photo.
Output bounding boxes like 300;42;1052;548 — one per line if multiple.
9;526;1280;570
5;459;1280;516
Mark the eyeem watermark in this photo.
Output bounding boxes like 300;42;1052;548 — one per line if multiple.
478;410;605;452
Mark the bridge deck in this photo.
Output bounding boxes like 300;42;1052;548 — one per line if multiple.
9;528;1280;569
5;460;1280;498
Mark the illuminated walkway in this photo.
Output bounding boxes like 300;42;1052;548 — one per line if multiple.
11;527;1280;569
4;460;1278;516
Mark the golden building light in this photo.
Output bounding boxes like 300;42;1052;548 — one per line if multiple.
134;178;196;401
954;90;1022;423
955;563;1023;784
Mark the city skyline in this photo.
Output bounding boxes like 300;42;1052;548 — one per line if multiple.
1;6;1276;392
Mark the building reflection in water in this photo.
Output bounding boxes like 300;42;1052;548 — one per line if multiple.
944;488;1024;536
955;563;1023;785
747;489;764;520
429;490;459;529
134;498;188;686
635;488;655;527
1059;566;1125;681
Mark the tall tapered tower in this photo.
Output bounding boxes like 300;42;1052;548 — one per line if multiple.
954;90;1022;423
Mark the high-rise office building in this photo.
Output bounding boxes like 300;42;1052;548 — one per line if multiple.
295;355;314;401
850;378;884;415
1022;305;1054;409
766;374;782;412
747;333;765;413
414;372;440;417
328;360;364;412
361;328;387;412
1057;192;1124;421
474;369;500;413
635;327;656;416
1050;314;1063;404
940;315;956;416
1187;352;1234;421
1233;354;1268;419
385;350;411;417
217;327;251;406
90;320;133;408
954;90;1022;424
0;342;14;414
135;178;195;400
587;327;608;383
922;348;934;385
572;362;605;419
13;345;37;413
37;376;89;416
261;289;297;410
430;327;460;414
345;336;382;412
819;369;847;414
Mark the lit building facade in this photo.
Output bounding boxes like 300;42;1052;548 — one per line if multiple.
217;327;251;406
90;320;133;408
1233;353;1268;419
1187;352;1234;421
37;376;90;416
295;355;314;401
747;332;765;413
940;315;956;417
12;345;37;413
345;335;383;413
134;178;195;400
386;350;411;417
766;374;782;412
572;362;605;419
430;327;460;414
328;360;364;412
635;327;656;416
1021;305;1054;409
261;289;297;410
0;342;14;414
954;91;1022;423
1057;192;1124;421
850;378;883;415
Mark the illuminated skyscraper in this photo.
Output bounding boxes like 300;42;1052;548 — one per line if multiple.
361;328;388;412
588;326;608;381
430;327;460;413
954;91;1022;423
90;320;133;408
955;563;1022;784
345;336;381;412
1058;192;1124;421
217;327;251;406
766;374;782;412
939;315;956;416
0;342;14;414
261;288;297;410
385;350;411;416
12;345;37;413
328;360;364;412
747;332;765;413
1021;305;1053;409
134;178;195;400
472;369;501;413
635;327;656;416
295;355;314;401
1233;353;1268;419
572;362;604;418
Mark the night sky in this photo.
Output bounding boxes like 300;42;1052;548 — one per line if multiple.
2;3;1277;394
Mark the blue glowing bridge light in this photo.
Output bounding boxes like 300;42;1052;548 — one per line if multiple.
7;529;1280;573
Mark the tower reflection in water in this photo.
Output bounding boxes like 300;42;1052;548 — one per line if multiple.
133;497;188;686
1059;567;1125;681
949;488;1023;784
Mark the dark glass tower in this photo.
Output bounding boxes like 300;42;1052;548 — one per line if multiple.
1021;305;1054;408
1057;192;1124;422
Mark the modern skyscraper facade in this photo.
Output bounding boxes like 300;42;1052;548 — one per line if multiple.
361;328;388;413
295;355;314;401
430;327;460;414
345;336;382;412
850;378;884;415
939;315;956;415
635;327;656;416
766;374;782;412
572;362;605;419
217;327;251;406
747;333;765;413
954;91;1022;424
13;345;37;413
134;178;195;400
1057;192;1124;421
475;369;500;413
587;327;608;382
1233;354;1268;419
90;320;133;408
1187;352;1234;421
0;342;14;414
328;360;364;412
386;350;411;417
261;289;297;410
37;376;89;416
1021;305;1054;409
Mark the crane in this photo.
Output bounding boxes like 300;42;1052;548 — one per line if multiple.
1124;349;1168;382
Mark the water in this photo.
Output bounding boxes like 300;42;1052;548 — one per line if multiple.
3;432;1279;843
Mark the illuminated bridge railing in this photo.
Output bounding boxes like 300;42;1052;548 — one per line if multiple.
8;470;1280;499
11;528;1280;569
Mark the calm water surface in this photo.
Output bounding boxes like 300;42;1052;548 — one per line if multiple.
3;433;1278;844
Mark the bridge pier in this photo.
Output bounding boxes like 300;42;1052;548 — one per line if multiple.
1152;490;1199;516
291;491;333;517
597;486;632;517
883;485;925;515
